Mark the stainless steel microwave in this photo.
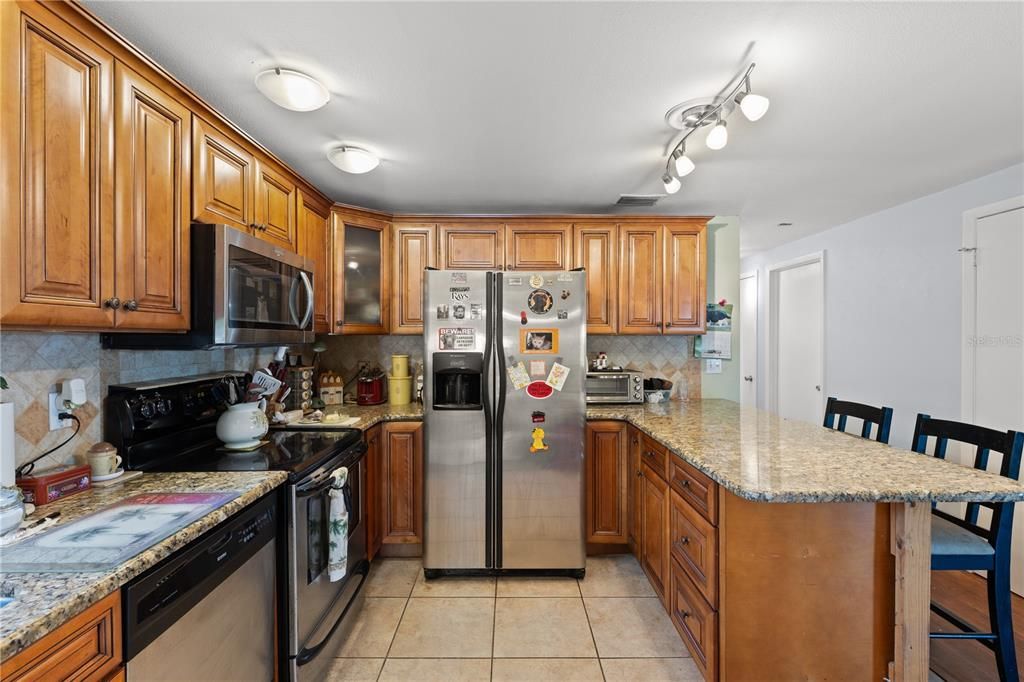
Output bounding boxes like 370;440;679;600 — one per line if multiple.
103;224;315;349
584;370;644;404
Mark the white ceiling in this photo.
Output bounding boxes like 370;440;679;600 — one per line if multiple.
85;1;1024;255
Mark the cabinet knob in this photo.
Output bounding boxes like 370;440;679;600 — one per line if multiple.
680;536;690;545
681;611;691;619
123;299;139;312
636;470;643;478
104;297;121;310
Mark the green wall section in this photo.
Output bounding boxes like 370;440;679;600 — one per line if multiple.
701;216;740;402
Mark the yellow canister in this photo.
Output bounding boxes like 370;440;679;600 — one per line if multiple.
391;354;410;378
388;375;412;405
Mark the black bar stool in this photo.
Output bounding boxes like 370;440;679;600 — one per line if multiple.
912;413;1023;682
822;396;894;444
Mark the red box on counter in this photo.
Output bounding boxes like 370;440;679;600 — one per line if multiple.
16;463;91;505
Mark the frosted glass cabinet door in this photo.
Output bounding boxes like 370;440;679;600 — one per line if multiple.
332;215;390;333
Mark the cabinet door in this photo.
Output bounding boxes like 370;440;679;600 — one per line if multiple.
618;225;662;334
1;5;115;328
298;191;331;333
113;63;190;331
670;488;718;606
640;462;670;605
365;425;383;561
392;223;436;334
191;117;253;230
573;224;617;334
382;422;423;546
585;421;628;544
437;224;504;270
332;212;390;334
664;221;706;334
505;223;571;270
628;426;642;554
253;159;297;251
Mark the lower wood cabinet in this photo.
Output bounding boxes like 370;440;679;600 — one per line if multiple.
670;559;717;681
381;421;424;546
627;426;642;552
0;591;121;681
585;421;628;544
639;461;670;605
670;487;718;606
364;424;383;561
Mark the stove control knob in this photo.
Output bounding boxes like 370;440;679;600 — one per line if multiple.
155;398;172;416
138;401;156;420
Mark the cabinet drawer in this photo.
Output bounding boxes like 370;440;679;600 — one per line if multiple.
670;489;718;606
670;559;717;681
639;434;668;480
669;459;718;524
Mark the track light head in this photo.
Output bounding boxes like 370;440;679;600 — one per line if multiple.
705;119;728;151
672;147;696;177
662;173;681;194
736;91;770;122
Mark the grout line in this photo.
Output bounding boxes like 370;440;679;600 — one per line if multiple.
578;576;607;682
490;575;497;681
377;569;415;681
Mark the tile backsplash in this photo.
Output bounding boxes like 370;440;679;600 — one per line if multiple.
0;331;277;471
319;334;701;400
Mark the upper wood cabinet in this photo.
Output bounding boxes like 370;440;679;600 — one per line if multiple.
619;224;664;334
298;191;331;333
585;421;629;545
392;222;436;334
253;159;297;251
191;116;253;231
573;224;618;334
113;63;191;331
437;223;504;270
505;223;571;270
381;421;424;546
332;210;391;334
664;221;706;334
1;3;116;328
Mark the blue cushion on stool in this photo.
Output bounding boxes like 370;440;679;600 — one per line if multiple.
931;515;995;557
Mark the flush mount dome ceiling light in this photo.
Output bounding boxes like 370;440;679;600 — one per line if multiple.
328;146;380;174
657;62;769;194
255;68;330;112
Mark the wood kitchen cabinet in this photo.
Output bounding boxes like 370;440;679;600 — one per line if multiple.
253;158;297;251
381;421;423;547
437;223;504;270
505;223;571;270
627;425;643;553
192;116;254;231
640;461;671;607
618;224;664;334
0;591;122;681
664;221;707;334
0;2;116;328
299;190;332;333
365;425;384;561
113;62;191;331
391;222;436;334
585;421;629;545
332;210;391;334
573;224;618;334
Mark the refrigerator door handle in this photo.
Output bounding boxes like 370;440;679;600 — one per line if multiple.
494;273;505;568
482;272;495;568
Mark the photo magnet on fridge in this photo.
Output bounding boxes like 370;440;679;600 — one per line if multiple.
520;328;558;354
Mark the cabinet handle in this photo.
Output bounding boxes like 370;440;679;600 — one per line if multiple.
123;299;139;312
679;536;690;545
104;297;121;310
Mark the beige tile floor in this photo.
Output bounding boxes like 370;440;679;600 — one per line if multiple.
327;554;701;681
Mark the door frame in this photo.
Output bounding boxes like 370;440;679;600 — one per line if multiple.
960;196;1024;427
739;269;759;407
766;251;826;418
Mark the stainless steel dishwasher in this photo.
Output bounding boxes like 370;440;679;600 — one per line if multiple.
123;493;277;681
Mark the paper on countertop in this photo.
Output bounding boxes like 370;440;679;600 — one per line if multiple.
508;362;530;390
545;362;570;391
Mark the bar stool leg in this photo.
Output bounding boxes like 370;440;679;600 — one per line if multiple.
989;562;1019;682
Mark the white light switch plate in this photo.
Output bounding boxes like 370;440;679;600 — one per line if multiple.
48;392;72;431
705;359;723;374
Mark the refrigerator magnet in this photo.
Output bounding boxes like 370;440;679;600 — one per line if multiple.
520;328;558;353
508;362;530;390
526;381;554;399
545;362;570;391
508;276;523;286
527;289;554;314
439;327;475;350
529;360;546;377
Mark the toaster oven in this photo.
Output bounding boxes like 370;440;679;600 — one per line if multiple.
584;370;644;404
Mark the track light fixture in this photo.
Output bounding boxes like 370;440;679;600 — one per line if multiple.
658;62;769;194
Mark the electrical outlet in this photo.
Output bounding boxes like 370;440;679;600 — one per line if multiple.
48;392;72;430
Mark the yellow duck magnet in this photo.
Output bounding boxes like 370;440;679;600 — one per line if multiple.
529;427;548;453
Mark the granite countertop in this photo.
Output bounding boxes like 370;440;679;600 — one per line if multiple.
0;471;287;661
332;400;1024;504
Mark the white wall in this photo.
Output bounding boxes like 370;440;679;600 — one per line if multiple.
741;163;1024;448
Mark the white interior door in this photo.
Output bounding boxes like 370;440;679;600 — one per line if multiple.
963;200;1024;595
739;271;758;407
770;255;824;424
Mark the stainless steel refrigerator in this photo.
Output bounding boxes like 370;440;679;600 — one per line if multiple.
423;270;586;577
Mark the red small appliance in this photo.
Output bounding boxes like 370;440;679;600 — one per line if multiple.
356;368;387;405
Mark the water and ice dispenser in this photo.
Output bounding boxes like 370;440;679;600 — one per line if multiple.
431;352;483;410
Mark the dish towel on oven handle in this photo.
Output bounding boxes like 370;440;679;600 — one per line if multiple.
327;466;349;582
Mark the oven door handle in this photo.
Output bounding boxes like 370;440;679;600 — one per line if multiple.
295;559;370;666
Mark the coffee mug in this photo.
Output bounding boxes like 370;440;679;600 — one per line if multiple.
88;451;122;477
